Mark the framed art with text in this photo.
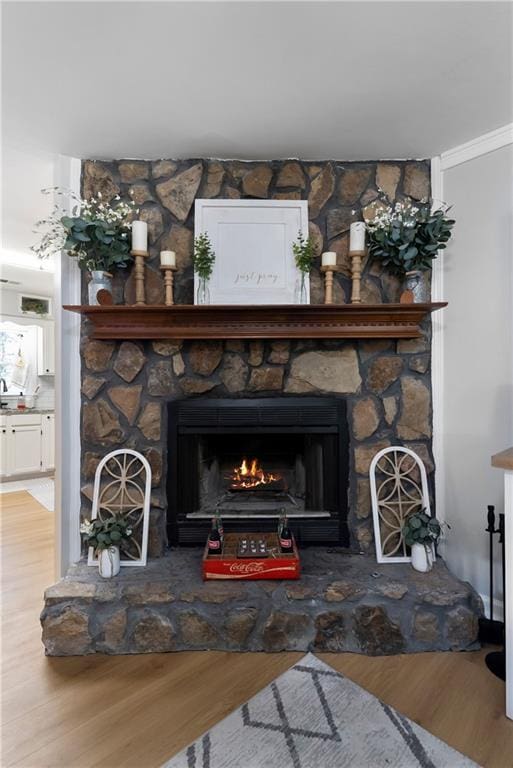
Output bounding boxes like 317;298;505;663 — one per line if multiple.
194;199;309;304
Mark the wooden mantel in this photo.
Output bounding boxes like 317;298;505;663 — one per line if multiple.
63;302;446;340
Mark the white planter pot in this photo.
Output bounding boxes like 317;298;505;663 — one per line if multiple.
98;546;120;578
88;271;112;305
411;542;435;573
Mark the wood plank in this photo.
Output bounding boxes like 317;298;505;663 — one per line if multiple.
1;487;512;768
63;302;447;340
492;447;513;471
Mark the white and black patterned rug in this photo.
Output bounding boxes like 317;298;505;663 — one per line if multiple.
164;653;478;768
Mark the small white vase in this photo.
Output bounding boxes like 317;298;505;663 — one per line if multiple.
98;546;120;578
411;542;435;573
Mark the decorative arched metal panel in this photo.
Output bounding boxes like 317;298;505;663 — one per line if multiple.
87;449;151;567
369;446;431;564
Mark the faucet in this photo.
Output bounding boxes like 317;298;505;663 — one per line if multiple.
0;378;7;393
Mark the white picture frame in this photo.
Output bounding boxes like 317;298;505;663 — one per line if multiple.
18;293;53;318
87;449;151;568
194;199;309;305
370;446;432;564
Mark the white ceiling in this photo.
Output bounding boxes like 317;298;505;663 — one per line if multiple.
2;1;512;161
1;263;55;297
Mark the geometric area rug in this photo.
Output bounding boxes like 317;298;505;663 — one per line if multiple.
164;653;479;768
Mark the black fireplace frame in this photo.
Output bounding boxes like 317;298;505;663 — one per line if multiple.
167;397;349;546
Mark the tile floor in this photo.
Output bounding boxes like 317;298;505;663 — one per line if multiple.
0;477;54;511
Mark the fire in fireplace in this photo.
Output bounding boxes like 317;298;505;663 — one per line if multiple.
197;431;307;516
228;457;282;490
167;397;349;546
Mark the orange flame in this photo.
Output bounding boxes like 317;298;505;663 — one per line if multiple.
229;457;281;489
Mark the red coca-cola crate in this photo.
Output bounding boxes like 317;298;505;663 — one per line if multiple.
202;532;300;581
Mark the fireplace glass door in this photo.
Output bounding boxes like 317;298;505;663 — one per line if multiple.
167;397;349;546
198;432;332;517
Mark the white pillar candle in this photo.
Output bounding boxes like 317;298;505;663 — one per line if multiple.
321;251;337;267
131;221;148;252
160;250;176;267
349;221;366;252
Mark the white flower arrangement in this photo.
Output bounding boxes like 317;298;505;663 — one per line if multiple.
365;199;423;233
33;187;137;272
79;519;95;535
363;195;455;277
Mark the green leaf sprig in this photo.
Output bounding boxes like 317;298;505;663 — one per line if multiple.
292;230;315;274
80;515;133;552
193;233;216;280
403;509;447;549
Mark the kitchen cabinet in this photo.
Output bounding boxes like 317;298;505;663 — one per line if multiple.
0;415;8;476
9;415;42;475
37;321;55;376
41;413;55;471
0;412;55;477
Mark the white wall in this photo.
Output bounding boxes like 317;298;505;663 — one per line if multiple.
53;156;82;576
1;145;57;412
1;144;56;265
441;142;513;615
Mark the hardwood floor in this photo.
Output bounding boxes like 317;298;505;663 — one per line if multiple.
1;489;513;768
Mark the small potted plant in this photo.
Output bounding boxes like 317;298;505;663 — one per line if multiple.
403;509;445;573
33;189;136;305
364;198;455;302
292;230;315;304
193;232;216;304
80;515;133;578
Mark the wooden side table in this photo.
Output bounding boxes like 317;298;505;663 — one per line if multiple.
492;446;513;720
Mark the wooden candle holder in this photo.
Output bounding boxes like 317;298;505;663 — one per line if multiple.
131;249;149;306
350;250;365;304
320;265;343;305
160;264;177;306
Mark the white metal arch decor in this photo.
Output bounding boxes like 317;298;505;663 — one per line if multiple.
370;446;432;564
88;449;151;567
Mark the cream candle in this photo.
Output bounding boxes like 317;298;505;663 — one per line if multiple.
321;251;337;267
349;221;366;252
132;221;148;252
160;250;176;267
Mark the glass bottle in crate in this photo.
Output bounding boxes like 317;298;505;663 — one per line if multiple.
280;515;293;553
277;508;286;539
214;506;224;544
207;517;222;556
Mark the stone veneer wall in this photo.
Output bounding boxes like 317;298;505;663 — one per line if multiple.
80;158;433;556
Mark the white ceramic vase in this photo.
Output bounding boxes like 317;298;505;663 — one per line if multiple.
98;545;120;578
411;542;435;573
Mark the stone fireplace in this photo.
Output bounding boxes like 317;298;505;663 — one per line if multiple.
167;396;349;545
38;155;483;657
78;154;437;558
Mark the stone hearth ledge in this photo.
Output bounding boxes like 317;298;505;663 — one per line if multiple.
41;550;482;656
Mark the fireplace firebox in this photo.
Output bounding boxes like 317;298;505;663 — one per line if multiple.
167;397;349;546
